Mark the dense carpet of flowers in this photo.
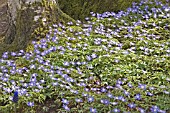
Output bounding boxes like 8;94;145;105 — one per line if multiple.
0;0;170;113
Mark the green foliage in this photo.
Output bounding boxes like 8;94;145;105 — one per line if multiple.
0;0;170;112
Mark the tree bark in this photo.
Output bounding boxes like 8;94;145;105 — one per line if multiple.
0;0;74;56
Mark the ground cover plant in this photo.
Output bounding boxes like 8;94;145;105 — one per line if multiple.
0;0;170;113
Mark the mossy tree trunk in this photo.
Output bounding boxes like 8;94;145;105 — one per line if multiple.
0;0;74;56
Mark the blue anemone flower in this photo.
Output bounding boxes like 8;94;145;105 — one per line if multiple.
90;107;97;113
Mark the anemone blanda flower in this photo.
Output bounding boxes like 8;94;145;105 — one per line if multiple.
87;96;94;103
90;107;97;113
27;102;34;107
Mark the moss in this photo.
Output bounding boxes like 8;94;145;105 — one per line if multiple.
58;0;141;20
26;42;35;53
25;0;76;53
58;0;169;21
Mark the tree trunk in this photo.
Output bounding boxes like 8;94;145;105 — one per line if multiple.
0;0;74;56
